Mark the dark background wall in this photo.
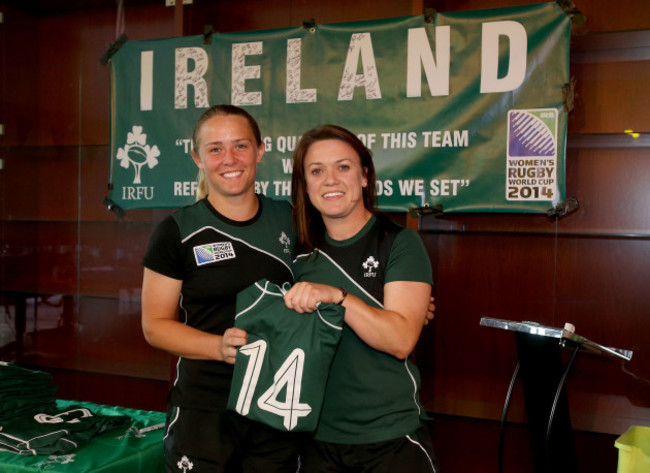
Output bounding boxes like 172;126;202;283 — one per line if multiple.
1;0;648;471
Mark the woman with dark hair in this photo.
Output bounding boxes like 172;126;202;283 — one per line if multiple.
285;124;438;472
141;104;300;472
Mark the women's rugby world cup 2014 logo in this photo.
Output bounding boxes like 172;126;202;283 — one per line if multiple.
116;126;161;184
506;109;558;202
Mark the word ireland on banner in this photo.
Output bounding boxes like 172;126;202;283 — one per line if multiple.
109;2;570;213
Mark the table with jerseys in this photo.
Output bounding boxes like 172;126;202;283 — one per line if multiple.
0;362;165;473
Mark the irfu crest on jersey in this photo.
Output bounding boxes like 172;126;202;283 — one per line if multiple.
279;232;292;254
362;256;379;277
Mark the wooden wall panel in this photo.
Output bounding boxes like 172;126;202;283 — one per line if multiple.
77;10;122;146
418;232;558;422
2;221;78;294
557;234;649;433
3;147;78;220
185;0;422;34
0;5;40;147
1;222;40;292
569;60;650;134
556;236;650;381
75;296;169;380
434;0;650;33
34;15;81;146
78;221;158;298
572;0;650;33
6;294;79;365
564;148;650;235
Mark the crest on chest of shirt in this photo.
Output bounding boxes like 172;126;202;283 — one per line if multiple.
362;256;379;278
193;241;236;266
279;232;291;254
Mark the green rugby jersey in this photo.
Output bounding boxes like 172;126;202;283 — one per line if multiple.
228;280;344;432
0;362;57;422
0;400;165;472
0;405;130;455
142;196;295;411
293;214;433;444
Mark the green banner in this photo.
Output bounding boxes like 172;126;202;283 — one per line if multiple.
109;3;570;213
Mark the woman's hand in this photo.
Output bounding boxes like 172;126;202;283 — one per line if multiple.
221;327;248;364
284;282;344;313
424;296;436;325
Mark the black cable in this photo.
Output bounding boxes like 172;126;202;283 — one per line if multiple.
544;343;581;471
498;361;520;473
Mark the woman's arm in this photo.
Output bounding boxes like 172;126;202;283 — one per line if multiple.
141;267;247;364
284;280;430;359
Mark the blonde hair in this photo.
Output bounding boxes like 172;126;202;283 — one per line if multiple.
196;169;209;201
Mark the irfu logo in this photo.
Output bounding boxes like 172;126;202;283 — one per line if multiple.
116;126;160;184
279;232;291;254
177;455;194;472
362;256;379;277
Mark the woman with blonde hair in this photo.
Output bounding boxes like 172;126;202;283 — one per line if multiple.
141;105;300;472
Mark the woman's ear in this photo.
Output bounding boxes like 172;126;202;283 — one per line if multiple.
256;141;266;163
191;150;204;169
362;166;368;187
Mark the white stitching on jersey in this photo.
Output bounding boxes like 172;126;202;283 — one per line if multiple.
178;292;189;325
403;359;421;416
293;250;383;308
174;293;189;387
163;407;180;442
235;280;283;320
255;280;284;296
183;226;293;278
315;307;343;331
405;434;437;473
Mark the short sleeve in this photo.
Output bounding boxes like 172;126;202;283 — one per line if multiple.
142;215;184;280
385;228;433;285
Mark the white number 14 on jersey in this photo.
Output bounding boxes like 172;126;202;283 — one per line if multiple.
235;339;312;431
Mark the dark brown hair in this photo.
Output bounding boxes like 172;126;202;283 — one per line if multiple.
291;124;377;251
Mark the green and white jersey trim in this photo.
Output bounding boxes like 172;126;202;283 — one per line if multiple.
294;249;382;308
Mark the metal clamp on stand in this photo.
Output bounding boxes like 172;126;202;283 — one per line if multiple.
480;317;632;473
